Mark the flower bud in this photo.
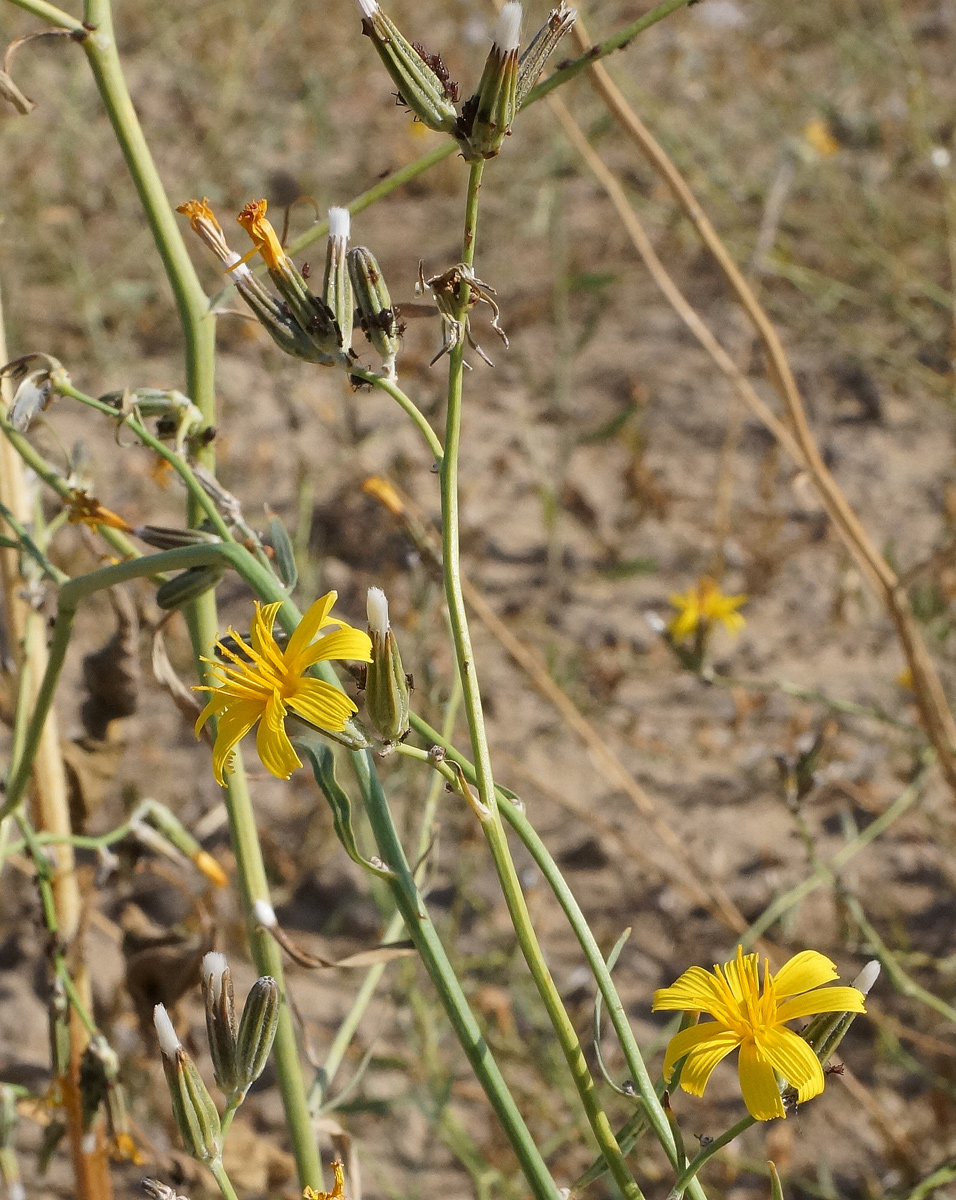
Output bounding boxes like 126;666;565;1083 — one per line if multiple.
357;0;458;134
516;3;575;108
153;1005;222;1165
457;3;522;160
155;564;226;611
348;246;401;380
201;953;239;1096
364;587;410;743
324;208;354;352
235;977;279;1092
134;524;222;550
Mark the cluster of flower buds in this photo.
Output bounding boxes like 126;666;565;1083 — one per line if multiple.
153;956;279;1165
364;587;410;743
356;0;575;160
201;953;279;1105
176;199;351;368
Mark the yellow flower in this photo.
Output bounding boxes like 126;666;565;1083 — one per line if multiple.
235;199;286;272
194;593;372;785
668;576;746;641
653;946;866;1121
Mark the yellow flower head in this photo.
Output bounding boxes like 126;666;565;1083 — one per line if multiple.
236;199;286;272
653;946;866;1121
668;575;746;642
194;592;372;785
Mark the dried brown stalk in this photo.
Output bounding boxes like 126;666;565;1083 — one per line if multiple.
0;283;113;1200
562;22;956;793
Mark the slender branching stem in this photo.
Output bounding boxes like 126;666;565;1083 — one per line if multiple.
437;161;644;1200
350;368;444;465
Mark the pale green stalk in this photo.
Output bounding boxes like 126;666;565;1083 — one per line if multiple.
401;715;706;1200
209;1159;242;1200
438;161;643;1200
310;683;460;1111
350;368;444;465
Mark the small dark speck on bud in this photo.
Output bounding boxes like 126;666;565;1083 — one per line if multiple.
697;1135;713;1147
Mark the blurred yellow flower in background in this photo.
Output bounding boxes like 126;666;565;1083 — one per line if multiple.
195;592;372;784
667;576;746;641
653;946;866;1121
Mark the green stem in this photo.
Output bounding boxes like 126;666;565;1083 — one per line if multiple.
403;713;704;1199
310;684;460;1112
55;381;233;541
351;368;444;465
667;1116;753;1199
79;0;216;418
438;162;643;1200
351;749;561;1200
5;0;84;31
209;1158;242;1200
0;409;141;561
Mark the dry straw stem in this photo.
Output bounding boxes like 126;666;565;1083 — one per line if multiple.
566;17;956;795
0;285;112;1200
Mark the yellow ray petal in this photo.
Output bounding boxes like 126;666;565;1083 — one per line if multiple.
250;601;286;671
737;1042;785;1121
775;986;865;1024
670;1026;740;1095
285;591;340;665
654;966;734;1019
662;1020;733;1082
210;698;264;785
256;692;302;779
299;627;373;668
771;950;839;997
760;1026;825;1103
288;677;357;731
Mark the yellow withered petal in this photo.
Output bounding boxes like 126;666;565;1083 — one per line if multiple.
177;197;223;234
236;199;286;271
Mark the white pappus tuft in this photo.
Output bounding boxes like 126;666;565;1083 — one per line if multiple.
328;206;351;243
852;960;880;996
153;1004;182;1059
253;898;277;928
366;586;390;636
356;0;379;18
493;1;522;52
202;951;228;1003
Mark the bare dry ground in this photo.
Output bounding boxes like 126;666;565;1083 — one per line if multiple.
3;0;956;1196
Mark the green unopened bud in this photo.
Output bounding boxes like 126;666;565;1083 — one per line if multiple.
134;524;222;550
348;246;401;380
235;977;279;1092
324;208;354;352
516;3;575;107
357;0;458;134
201;953;239;1096
364;587;410;742
156;564;226;611
457;3;521;160
153;1005;222;1164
